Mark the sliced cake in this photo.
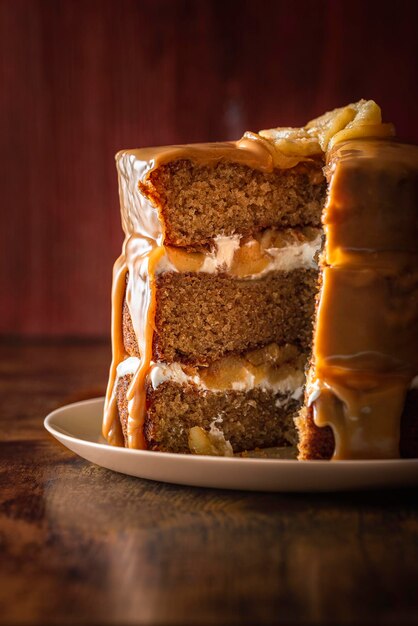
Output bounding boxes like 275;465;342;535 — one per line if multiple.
103;99;418;459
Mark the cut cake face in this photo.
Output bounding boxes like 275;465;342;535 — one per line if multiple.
102;100;418;460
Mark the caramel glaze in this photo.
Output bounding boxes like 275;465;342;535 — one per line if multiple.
104;135;320;449
103;119;402;450
103;236;165;448
310;139;418;459
102;255;126;446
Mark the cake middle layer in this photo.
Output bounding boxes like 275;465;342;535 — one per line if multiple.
123;268;317;364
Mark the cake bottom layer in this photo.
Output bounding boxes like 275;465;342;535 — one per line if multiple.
296;389;418;460
116;375;301;453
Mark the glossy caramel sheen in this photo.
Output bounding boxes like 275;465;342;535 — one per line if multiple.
311;139;418;459
103;101;396;452
103;237;165;448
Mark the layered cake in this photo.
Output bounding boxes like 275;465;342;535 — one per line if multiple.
103;100;418;459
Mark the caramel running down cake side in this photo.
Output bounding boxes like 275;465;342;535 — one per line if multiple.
296;139;418;459
102;99;418;460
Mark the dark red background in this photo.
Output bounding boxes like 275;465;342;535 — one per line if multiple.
1;0;417;337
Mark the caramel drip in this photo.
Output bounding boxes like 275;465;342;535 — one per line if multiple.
103;236;165;449
310;139;418;459
314;376;408;459
125;240;165;448
102;255;128;446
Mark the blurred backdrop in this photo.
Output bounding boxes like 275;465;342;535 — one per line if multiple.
1;0;417;338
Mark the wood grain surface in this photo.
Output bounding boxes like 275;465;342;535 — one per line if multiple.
1;339;418;626
1;0;418;337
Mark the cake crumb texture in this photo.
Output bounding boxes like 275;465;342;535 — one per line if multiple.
145;381;299;453
141;160;325;246
123;269;317;365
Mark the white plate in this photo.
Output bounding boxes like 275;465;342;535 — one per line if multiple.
44;398;418;492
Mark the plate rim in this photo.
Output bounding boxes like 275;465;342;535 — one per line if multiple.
44;397;418;468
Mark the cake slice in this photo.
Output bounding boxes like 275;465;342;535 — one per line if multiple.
104;143;325;452
102;100;417;459
103;119;330;452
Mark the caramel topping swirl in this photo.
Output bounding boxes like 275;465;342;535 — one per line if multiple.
260;99;394;157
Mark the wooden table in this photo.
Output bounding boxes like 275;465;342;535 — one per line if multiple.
1;339;418;626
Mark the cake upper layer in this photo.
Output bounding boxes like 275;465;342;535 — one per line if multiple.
116;100;393;246
139;159;324;246
118;147;325;246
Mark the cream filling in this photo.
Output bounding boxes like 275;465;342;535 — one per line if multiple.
201;235;241;273
148;360;305;396
156;232;322;277
263;236;321;272
115;355;305;397
115;355;306;399
116;356;141;378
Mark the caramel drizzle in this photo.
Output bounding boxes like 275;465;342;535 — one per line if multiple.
314;373;409;460
102;255;128;446
103;236;165;448
125;240;165;448
310;139;418;459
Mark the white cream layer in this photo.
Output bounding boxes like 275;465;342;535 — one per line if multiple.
149;361;305;396
156;233;322;277
258;234;322;273
116;356;141;378
116;356;305;398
